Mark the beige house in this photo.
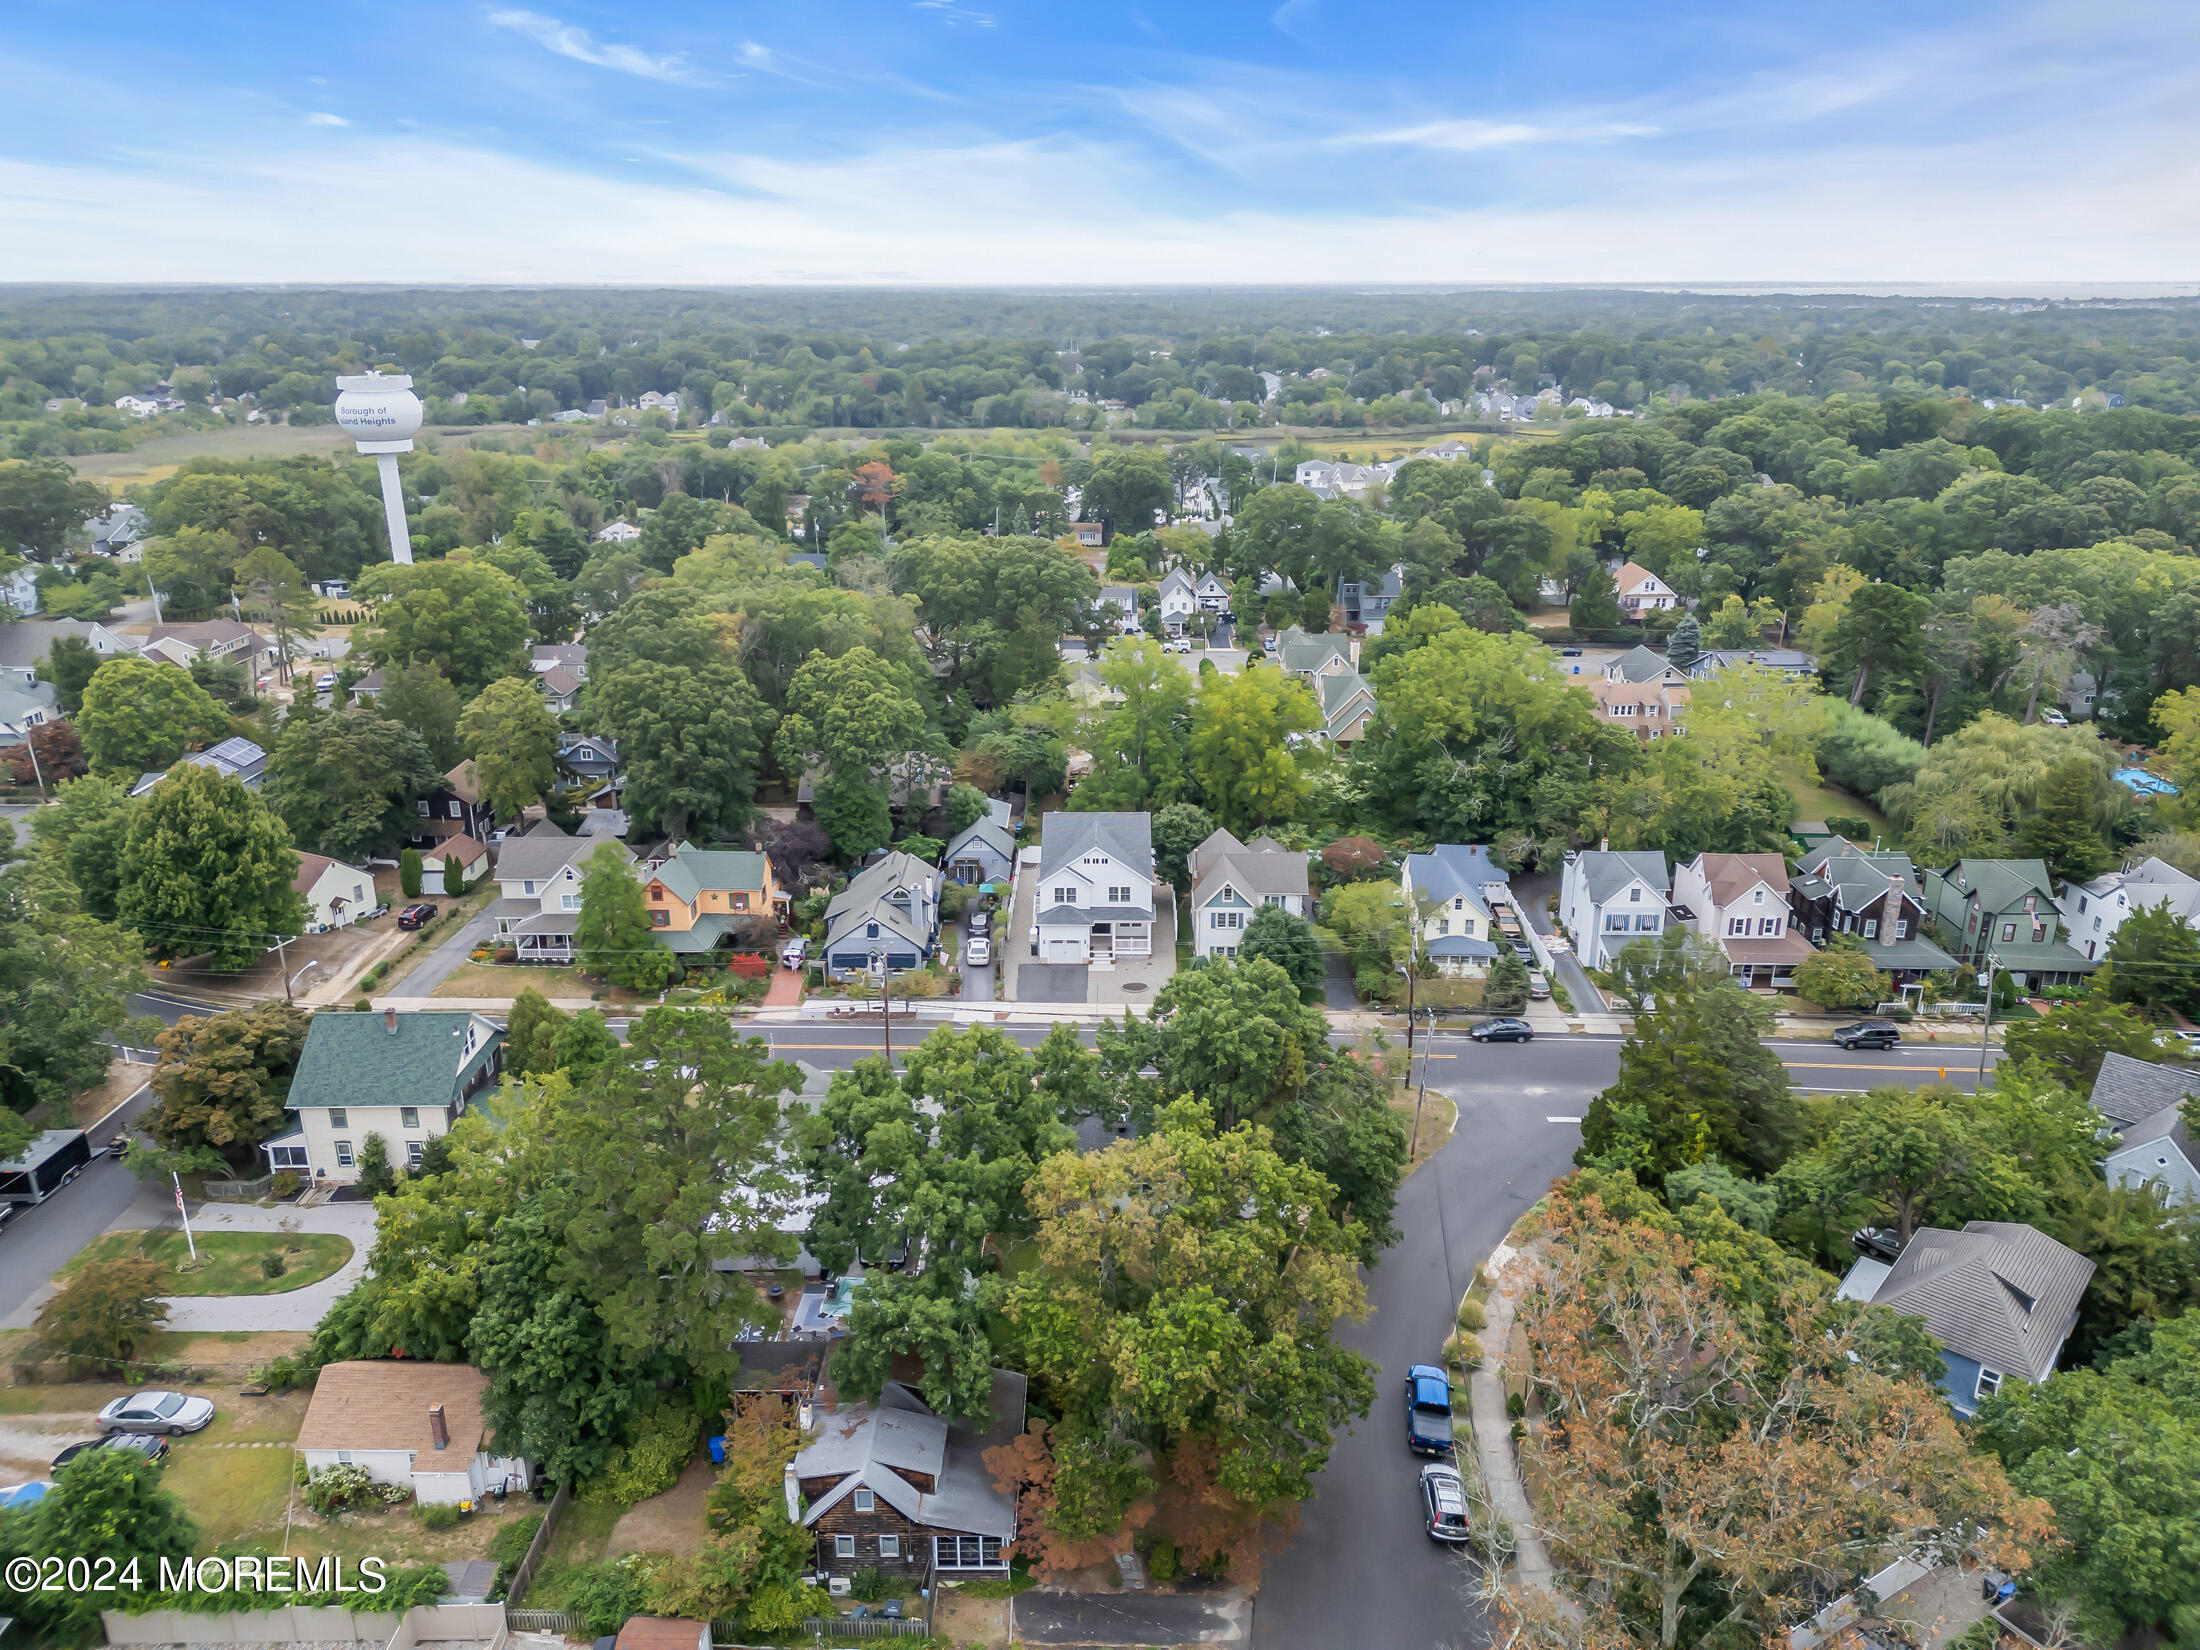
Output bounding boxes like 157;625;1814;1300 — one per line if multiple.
298;1361;532;1505
293;854;375;930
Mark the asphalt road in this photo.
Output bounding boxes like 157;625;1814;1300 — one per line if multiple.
1255;1047;1588;1650
0;1085;160;1327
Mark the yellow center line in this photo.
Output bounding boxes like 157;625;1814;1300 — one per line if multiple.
1781;1060;1969;1072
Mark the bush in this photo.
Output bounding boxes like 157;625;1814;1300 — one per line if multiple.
355;1133;397;1198
724;951;770;978
1446;1331;1483;1369
560;1555;658;1635
848;1566;891;1602
582;1398;699;1505
302;1462;403;1517
1824;815;1876;842
1505;1391;1526;1420
399;849;423;899
417;1502;461;1530
489;1512;545;1567
741;1580;822;1635
271;1170;301;1199
1456;1297;1486;1333
258;1353;313;1393
260;1250;287;1279
1142;1537;1180;1583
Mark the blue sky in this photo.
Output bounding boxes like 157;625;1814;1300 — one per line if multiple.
2;0;2194;283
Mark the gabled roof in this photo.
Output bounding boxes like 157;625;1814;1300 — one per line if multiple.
1612;560;1667;594
1038;811;1155;884
2106;1097;2200;1175
1189;827;1310;905
1605;644;1682;684
1794;841;1921;909
1692;851;1791;907
297;1360;488;1457
286;1011;502;1114
495;828;628;883
445;760;484;806
1864;1221;2093;1384
292;852;368;894
1571;850;1669;905
531;641;587;673
1276;625;1351;675
942;814;1015;869
1319;668;1374;720
1933;859;2056;910
2087;1051;2200;1130
538;664;583;698
2115;856;2200;922
825;851;938;952
649;846;771;905
792;1372;1024;1540
0;619;123;671
1405;844;1510;912
147;619;268;650
1157;567;1195;599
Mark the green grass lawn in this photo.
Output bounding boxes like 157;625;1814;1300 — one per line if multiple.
1774;758;1892;840
164;1437;295;1549
60;1231;352;1296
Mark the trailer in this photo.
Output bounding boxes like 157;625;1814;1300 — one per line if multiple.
0;1130;93;1206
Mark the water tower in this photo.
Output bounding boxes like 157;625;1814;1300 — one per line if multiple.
334;373;425;565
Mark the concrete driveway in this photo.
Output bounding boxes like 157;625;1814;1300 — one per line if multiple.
1015;1587;1248;1646
1512;872;1605;1013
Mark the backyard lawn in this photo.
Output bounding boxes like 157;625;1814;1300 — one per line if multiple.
1774;757;1891;840
59;1231;352;1296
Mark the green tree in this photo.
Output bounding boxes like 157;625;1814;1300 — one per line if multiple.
143;525;237;615
587;656;773;840
33;1257;169;1363
2001;996;2175;1090
503;988;571;1077
1569;561;1622;630
142;1001;309;1157
1485;947;1530;1013
234;544;322;675
777;646;932;857
356;1131;398;1197
1664;610;1703;671
1071;636;1195;813
576;840;677;990
75;655;229;777
1100;957;1328;1131
264;705;443;862
354;557;532;694
399;848;423;899
0;457;106;556
943;783;992;836
1800;1085;2020;1244
1149;802;1217;888
373;661;467;771
34;633;102;714
1793;943;1887;1010
458;677;562;819
2099;901;2200;1019
0;852;147;1126
22;1447;198;1640
2013;758;2114;883
1240;903;1325;993
1080;447;1174;538
116;763;306;968
1187;668;1320;832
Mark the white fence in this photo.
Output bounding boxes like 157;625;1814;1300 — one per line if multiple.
101;1602;506;1646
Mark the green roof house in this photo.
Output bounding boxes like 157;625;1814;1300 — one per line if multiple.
1922;859;2098;989
263;1008;504;1183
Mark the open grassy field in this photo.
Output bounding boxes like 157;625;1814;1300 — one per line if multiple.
58;1231;352;1296
61;420;546;488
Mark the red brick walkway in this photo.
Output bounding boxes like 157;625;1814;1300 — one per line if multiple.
763;963;804;1007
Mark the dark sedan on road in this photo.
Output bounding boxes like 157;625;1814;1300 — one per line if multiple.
52;1433;169;1471
1469;1017;1534;1043
1405;1363;1455;1457
1420;1463;1471;1543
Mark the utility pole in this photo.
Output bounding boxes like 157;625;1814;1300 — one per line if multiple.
1397;964;1417;1056
1410;1007;1430;1161
1976;950;2000;1090
20;723;45;800
276;932;295;1002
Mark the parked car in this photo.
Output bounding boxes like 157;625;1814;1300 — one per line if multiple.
1527;969;1551;1000
780;935;809;970
968;907;993;938
315;673;336;692
52;1433;169;1471
1831;1020;1901;1050
96;1391;214;1436
1853;1227;1906;1264
1469;1017;1534;1043
396;903;438;931
966;936;993;969
1419;1463;1472;1543
1404;1363;1455;1457
2040;709;2070;727
1262;634;1278;653
1559;646;1583;657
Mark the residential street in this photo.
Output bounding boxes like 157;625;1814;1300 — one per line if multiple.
0;1085;157;1328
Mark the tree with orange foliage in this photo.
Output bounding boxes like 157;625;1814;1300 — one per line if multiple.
850;460;898;525
1480;1173;2058;1650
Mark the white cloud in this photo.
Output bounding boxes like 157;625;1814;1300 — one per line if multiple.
1344;118;1658;151
911;0;995;26
304;111;348;127
485;10;699;83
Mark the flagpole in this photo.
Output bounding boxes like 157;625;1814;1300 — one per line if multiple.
173;1172;197;1261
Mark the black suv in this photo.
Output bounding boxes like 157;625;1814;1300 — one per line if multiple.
1831;1020;1901;1050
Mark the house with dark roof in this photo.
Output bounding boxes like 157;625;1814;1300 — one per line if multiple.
1672;851;1814;988
262;1008;503;1181
0;619;127;688
1032;812;1153;964
823;850;942;981
1559;850;1670;969
1682;646;1815;682
1336;563;1404;628
127;736;268;797
1601;644;1690;688
140;620;282;673
1923;859;2098;987
1187;828;1310;961
489;822;632;962
642;845;782;957
1402;845;1511;976
790;1371;1025;1580
1275;625;1354;680
1790;842;1955;983
414;760;498;846
1836;1221;2093;1416
941;801;1015;888
2088;1053;2200;1204
297;1360;531;1505
558;732;620;797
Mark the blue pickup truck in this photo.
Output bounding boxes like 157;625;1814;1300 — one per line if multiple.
1405;1363;1455;1457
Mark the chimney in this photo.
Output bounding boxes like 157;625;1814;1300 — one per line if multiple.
783;1461;801;1523
384;1008;398;1034
1599;837;1609;854
428;1404;449;1451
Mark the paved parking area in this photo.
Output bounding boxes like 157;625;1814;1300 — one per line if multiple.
1016;1587;1248;1646
1003;885;1178;1006
1018;964;1089;1003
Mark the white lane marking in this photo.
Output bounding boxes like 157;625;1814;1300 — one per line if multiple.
1545;1114;1583;1123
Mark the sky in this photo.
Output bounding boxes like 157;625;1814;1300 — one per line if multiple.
2;0;2196;285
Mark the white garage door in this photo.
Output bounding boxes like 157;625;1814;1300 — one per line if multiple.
1043;936;1087;963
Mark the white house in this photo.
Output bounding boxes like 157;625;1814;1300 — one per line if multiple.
293;854;375;931
1612;561;1679;615
1401;845;1511;976
1671;852;1813;988
1;567;37;617
1033;812;1154;963
1186;829;1310;960
2058;857;2200;962
1097;585;1139;631
1156;568;1198;633
595;519;644;543
1559;850;1671;969
0;679;57;744
297;1361;532;1505
488;822;632;963
261;1009;504;1181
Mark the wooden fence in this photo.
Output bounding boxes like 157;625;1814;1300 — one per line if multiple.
794;1617;926;1641
501;1480;571;1609
502;1610;586;1636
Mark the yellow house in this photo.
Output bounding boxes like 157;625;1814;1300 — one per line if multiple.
643;846;782;956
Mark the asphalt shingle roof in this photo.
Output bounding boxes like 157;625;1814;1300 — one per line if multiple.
1865;1221;2093;1384
1406;845;1511;911
2088;1051;2200;1130
286;1010;500;1115
1189;827;1310;906
1606;644;1680;683
1572;850;1669;905
1038;811;1154;884
298;1360;489;1457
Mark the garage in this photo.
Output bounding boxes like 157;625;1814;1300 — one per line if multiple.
1042;934;1089;963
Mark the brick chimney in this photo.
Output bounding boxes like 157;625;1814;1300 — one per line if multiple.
384;1008;398;1034
428;1404;448;1450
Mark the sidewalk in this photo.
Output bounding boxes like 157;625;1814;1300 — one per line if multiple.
1472;1237;1561;1600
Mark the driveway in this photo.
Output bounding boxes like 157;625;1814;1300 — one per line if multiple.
1017;964;1089;1004
390;903;496;998
1321;952;1358;1010
960;910;997;1003
152;1198;379;1332
1512;872;1605;1014
1016;1587;1248;1646
1250;1054;1589;1650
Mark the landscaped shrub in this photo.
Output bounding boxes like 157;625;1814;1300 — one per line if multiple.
271;1170;302;1199
1506;1392;1526;1419
417;1502;461;1530
559;1555;658;1634
399;849;423;899
301;1462;412;1517
1142;1538;1180;1582
848;1566;891;1602
1457;1297;1486;1333
725;952;770;978
741;1580;822;1635
260;1250;286;1279
355;1134;397;1197
582;1398;699;1505
1446;1331;1483;1370
490;1511;545;1567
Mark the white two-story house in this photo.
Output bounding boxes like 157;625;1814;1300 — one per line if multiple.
1155;568;1231;635
1671;852;1814;989
1612;561;1679;615
487;822;633;963
1559;850;1671;969
1401;845;1511;977
1186;829;1310;960
2058;856;2200;962
262;1008;504;1181
1033;812;1154;964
